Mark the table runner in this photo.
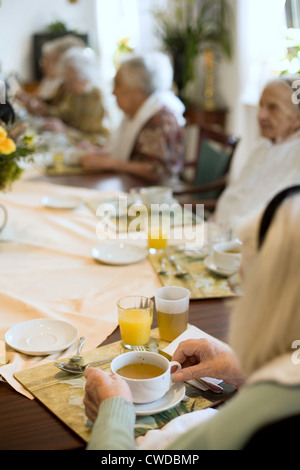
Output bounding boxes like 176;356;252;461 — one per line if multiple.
0;168;161;398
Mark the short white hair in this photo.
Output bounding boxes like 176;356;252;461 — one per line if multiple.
42;34;86;59
119;52;173;95
229;191;300;376
59;46;99;84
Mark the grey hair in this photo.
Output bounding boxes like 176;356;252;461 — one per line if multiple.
42;34;86;59
229;194;300;377
118;52;173;95
265;75;300;109
59;46;99;84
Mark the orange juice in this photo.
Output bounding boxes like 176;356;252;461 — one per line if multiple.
119;308;153;346
148;227;168;251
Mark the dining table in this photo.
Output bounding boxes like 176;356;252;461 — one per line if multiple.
0;165;234;450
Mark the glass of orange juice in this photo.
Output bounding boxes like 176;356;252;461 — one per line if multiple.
117;296;153;349
147;226;169;252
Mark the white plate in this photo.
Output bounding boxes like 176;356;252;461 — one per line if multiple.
134;382;186;416
42;195;81;210
92;242;147;266
204;256;237;277
5;319;78;356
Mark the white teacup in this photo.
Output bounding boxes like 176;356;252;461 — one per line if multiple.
213;239;242;272
111;351;181;404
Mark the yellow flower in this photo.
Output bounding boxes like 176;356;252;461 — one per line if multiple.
0;125;8;139
0;137;16;155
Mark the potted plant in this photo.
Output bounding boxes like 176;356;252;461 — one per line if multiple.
153;0;233;107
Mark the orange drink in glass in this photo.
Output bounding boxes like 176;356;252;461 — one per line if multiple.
117;296;153;349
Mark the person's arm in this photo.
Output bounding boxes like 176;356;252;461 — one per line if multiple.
172;338;245;390
84;368;136;450
80;152;159;183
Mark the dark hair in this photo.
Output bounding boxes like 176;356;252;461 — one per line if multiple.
258;185;300;249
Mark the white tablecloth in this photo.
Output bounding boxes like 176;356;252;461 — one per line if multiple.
0;168;161;398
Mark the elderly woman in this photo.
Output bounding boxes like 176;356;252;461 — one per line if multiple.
79;52;185;182
84;185;300;450
22;47;109;142
17;35;86;107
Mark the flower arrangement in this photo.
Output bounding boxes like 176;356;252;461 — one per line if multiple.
0;125;35;191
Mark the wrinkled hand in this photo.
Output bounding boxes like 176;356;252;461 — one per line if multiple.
84;368;133;423
172;339;245;389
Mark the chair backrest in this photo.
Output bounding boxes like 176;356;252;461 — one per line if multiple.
194;126;240;200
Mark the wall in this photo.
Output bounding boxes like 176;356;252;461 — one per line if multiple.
0;0;98;81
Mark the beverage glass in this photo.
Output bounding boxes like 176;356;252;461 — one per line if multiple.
147;226;169;251
154;286;190;342
117;296;153;349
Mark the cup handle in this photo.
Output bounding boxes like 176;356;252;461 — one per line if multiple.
170;360;182;375
0;204;7;233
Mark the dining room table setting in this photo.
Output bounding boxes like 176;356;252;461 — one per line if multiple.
0;144;239;450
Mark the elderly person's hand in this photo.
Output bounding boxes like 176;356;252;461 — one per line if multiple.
172;339;245;390
79;152;113;170
41;117;67;133
84;368;133;423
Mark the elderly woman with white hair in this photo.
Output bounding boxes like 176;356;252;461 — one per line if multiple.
79;52;185;182
25;46;109;141
83;185;300;450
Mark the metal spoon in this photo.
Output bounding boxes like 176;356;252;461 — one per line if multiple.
168;255;188;278
157;257;169;275
69;336;86;364
54;357;115;374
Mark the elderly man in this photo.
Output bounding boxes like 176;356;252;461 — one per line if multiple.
79;52;185;183
214;76;300;231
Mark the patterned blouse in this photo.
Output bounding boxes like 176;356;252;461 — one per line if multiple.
129;106;185;182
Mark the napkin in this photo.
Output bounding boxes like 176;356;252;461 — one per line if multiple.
161;325;225;391
0;340;7;366
136;407;218;450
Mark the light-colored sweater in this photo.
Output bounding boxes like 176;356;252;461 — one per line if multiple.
87;354;300;450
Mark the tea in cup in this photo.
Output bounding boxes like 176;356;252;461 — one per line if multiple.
213;239;242;272
117;296;153;349
111;351;181;403
155;286;190;342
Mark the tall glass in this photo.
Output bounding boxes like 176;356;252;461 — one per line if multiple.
117;296;153;349
155;286;190;342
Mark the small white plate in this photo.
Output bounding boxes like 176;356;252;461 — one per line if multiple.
42;196;81;210
5;319;78;356
204;255;237;277
134;382;186;416
92;242;147;266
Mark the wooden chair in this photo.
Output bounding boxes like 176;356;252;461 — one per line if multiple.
174;125;240;213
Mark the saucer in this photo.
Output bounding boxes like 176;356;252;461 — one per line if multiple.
42;195;81;210
204;256;237;277
92;242;147;266
134;382;186;416
5;319;78;356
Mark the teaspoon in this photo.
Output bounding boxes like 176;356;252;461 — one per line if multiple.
168;255;188;278
157;257;169;275
54;357;115;374
68;336;86;364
